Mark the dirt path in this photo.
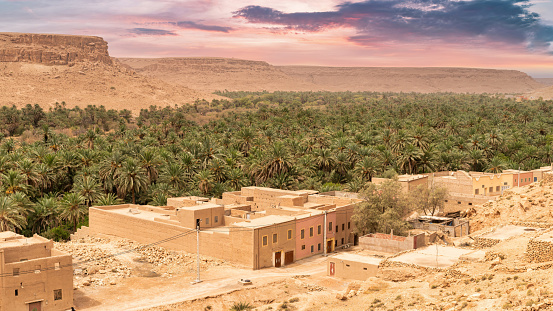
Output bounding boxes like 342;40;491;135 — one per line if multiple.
75;256;328;311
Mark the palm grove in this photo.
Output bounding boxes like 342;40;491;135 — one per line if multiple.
0;92;551;239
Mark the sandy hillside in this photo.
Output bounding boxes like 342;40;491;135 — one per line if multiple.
119;57;543;94
118;57;319;92
0;33;218;113
527;85;553;100
279;66;543;93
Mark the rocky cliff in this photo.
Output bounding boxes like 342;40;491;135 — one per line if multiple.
0;32;112;65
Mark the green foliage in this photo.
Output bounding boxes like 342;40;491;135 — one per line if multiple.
0;91;552;238
352;179;412;235
229;302;253;311
42;226;70;242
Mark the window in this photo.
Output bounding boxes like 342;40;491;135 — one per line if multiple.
515;179;517;183
301;245;306;250
214;216;218;223
468;203;473;206
273;233;278;244
482;185;484;188
363;267;368;270
457;201;461;204
329;222;333;231
262;235;268;247
54;289;62;301
335;240;337;246
342;224;345;231
496;186;500;192
13;268;19;276
535;177;538;182
336;225;338;232
15;289;18;296
348;222;351;229
301;229;305;239
504;182;508;185
317;225;322;235
475;189;479;195
346;264;350;267
318;243;321;251
445;199;448;202
287;229;292;240
54;262;60;270
310;227;314;237
489;187;493;193
310;245;314;253
205;218;209;225
341;238;344;244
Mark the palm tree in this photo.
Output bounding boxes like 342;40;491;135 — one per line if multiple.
115;158;149;204
60;192;87;232
159;163;187;189
354;157;379;182
31;196;59;233
226;168;247;191
486;157;507;174
196;170;213;195
73;176;103;206
139;149;162;184
95;193;122;206
0;196;26;231
1;170;28;195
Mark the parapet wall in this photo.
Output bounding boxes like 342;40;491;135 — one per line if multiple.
527;238;553;263
359;233;425;253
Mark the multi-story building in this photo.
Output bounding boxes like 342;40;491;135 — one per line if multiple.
82;187;361;270
0;231;73;311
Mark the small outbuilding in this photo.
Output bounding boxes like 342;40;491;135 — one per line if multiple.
327;253;381;281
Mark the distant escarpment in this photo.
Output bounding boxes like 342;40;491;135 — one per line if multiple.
119;57;543;94
0;32;112;65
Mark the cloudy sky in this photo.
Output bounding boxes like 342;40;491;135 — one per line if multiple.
1;0;553;77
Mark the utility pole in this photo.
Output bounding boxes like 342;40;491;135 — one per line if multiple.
323;211;327;256
192;219;202;284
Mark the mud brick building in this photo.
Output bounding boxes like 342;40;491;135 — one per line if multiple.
0;231;73;311
82;187;362;270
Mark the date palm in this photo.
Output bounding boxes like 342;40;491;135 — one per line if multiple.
73;176;103;206
1;170;28;195
115;158;149;204
60;192;87;232
0;196;27;231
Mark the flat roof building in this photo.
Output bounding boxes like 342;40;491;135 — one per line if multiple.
0;231;73;311
83;187;362;270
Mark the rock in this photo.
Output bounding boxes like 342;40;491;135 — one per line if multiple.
82;281;91;286
336;293;347;301
109;280;116;285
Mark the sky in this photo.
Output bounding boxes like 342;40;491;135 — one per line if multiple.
1;0;553;77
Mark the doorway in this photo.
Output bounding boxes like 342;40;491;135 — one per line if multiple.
28;302;41;311
284;251;294;265
274;251;282;267
327;239;334;253
329;262;335;276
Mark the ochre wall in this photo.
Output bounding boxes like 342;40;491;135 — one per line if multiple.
90;207;255;268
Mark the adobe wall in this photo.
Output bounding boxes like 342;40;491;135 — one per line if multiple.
359;233;423;253
334;204;356;248
514;172;534;187
2;237;52;263
0;250;73;311
433;172;473;195
176;205;224;229
241;187;308;209
443;194;490;213
296;214;325;260
327;257;379;281
253;220;296;269
89;207;255;268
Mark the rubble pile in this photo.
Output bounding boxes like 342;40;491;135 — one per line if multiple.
526;239;553;263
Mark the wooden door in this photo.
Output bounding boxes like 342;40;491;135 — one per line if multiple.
274;251;281;267
327;240;333;252
329;262;335;276
29;302;41;311
284;251;294;265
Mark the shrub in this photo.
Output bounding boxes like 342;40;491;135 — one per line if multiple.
42;227;70;242
229;302;253;311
